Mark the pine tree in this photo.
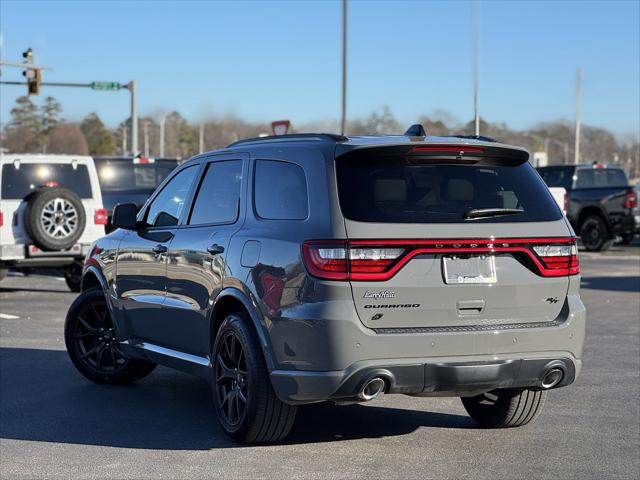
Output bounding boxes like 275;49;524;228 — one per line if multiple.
80;113;115;155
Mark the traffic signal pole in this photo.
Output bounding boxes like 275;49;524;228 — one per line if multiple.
1;78;140;155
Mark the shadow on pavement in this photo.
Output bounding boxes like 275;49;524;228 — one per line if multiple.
0;347;472;450
0;286;69;294
581;276;640;293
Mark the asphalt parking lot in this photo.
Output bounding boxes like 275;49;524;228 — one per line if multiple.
1;244;639;480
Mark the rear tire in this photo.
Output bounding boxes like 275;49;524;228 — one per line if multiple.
212;312;297;443
580;215;611;252
64;287;156;384
461;388;547;428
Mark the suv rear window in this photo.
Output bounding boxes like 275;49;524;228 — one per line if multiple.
336;158;562;223
1;163;92;199
94;158;177;192
575;168;628;188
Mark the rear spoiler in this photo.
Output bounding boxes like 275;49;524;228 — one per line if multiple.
335;143;530;167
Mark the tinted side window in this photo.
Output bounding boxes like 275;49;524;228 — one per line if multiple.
254;160;308;220
537;167;573;190
189;160;242;225
145;165;197;227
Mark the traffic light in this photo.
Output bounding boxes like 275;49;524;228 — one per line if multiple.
22;67;40;96
21;48;40;96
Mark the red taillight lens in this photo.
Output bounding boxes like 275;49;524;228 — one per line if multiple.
0;210;3;227
44;181;59;187
94;208;108;225
302;242;404;280
625;191;637;209
532;243;579;276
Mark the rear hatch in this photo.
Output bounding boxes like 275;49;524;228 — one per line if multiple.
306;142;578;330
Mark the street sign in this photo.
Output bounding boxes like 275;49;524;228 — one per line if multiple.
271;120;291;136
90;81;121;91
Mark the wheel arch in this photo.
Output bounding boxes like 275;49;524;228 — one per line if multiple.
81;265;108;293
209;287;276;371
577;205;610;233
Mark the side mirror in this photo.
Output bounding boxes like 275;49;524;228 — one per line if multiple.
112;203;138;230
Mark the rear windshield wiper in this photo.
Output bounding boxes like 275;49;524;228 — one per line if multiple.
463;208;524;220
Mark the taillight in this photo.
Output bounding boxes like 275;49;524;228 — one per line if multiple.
532;243;580;276
94;208;108;225
0;210;3;227
301;242;404;280
625;190;637;209
302;238;579;281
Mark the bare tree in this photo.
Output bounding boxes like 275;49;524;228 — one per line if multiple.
47;124;89;155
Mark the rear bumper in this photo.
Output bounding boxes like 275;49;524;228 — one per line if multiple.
0;243;89;267
271;355;580;404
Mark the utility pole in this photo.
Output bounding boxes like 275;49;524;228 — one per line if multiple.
159;114;166;157
340;0;348;136
143;120;149;157
199;123;204;154
574;68;582;165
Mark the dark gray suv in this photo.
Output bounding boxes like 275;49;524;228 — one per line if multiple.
65;130;585;443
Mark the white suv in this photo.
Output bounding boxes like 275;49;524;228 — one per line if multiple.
0;154;106;291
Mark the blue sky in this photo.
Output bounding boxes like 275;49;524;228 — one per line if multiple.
1;0;638;137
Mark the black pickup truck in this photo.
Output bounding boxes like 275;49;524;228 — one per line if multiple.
537;164;637;251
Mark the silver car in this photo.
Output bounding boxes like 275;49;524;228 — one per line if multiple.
64;128;585;443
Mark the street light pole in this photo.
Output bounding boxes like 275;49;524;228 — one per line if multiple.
159;114;166;158
143;120;149;157
472;0;480;136
199;123;204;154
340;0;348;136
574;68;582;165
127;80;138;155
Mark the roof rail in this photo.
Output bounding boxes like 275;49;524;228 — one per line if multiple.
227;133;348;148
445;134;498;143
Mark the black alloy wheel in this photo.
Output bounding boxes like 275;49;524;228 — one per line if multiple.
72;297;128;374
214;330;249;428
65;288;156;384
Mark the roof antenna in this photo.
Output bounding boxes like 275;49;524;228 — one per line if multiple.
404;124;426;137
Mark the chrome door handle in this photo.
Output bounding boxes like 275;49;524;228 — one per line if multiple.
207;244;225;255
152;244;168;254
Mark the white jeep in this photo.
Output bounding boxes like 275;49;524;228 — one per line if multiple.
0;154;106;291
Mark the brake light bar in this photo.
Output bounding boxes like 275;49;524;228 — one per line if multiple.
409;145;485;153
133;157;155;164
302;237;579;281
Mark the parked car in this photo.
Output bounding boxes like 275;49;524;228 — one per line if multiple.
93;156;179;232
65;129;585;443
633;182;640;239
0;154;107;290
537;164;636;250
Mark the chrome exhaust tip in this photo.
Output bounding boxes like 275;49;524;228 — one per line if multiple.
540;368;564;389
358;377;386;401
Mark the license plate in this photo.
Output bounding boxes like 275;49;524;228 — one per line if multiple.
443;255;496;284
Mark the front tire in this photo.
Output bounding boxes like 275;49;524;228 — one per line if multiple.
461;388;547;428
64;287;156;384
212;312;297;443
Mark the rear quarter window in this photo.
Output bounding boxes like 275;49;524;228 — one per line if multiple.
336;158;562;223
1;163;92;199
253;160;309;220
